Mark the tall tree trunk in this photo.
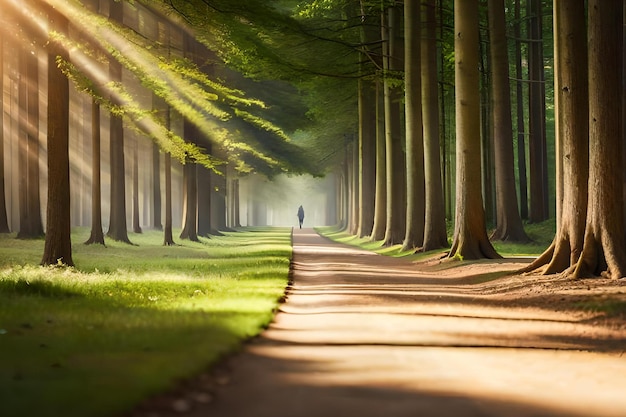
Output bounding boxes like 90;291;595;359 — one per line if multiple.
349;138;359;234
152;143;162;230
383;4;406;246
370;78;387;240
522;0;588;275
0;39;9;233
26;46;43;237
106;0;131;243
449;0;501;260
132;135;142;233
402;0;425;251
233;178;241;227
421;0;448;251
515;0;529;220
197;164;213;236
42;7;73;266
163;151;175;246
573;0;626;279
528;0;549;222
85;100;105;245
488;0;529;242
179;157;199;241
17;48;29;238
357;1;378;238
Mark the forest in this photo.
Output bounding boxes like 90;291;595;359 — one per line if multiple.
3;1;626;416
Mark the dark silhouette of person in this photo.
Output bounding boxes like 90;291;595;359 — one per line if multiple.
297;205;305;229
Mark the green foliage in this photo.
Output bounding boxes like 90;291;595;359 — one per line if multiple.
0;228;292;417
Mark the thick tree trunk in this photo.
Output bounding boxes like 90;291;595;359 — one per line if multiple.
85;100;105;245
42;7;73;266
197;165;213;237
488;0;529;242
383;5;406;246
449;0;501;260
0;39;9;233
421;0;448;251
402;0;425;251
573;0;626;279
521;0;588;275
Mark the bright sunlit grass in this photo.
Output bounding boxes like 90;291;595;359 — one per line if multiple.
0;227;292;417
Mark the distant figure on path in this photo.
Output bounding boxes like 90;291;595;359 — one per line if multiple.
297;205;305;229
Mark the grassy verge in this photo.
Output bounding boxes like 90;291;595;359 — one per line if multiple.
317;218;556;260
0;227;292;417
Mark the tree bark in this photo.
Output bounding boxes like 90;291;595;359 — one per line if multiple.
521;0;588;275
132;135;142;233
448;0;501;260
179;156;199;241
573;0;626;279
85;100;105;245
163;152;175;246
106;0;131;243
370;78;387;241
421;0;448;251
42;7;73;266
528;0;550;222
514;0;528;220
402;0;425;251
488;0;529;242
197;164;213;236
382;5;406;246
0;39;9;233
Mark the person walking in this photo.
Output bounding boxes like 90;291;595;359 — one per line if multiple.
297;205;305;229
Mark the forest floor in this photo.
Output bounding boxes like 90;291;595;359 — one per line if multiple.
127;228;626;417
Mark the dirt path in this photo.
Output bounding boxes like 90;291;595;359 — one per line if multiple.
142;228;626;417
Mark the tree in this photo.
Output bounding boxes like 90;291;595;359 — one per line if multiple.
106;0;132;244
402;0;425;251
488;0;529;242
572;0;626;279
521;0;587;274
179;153;199;241
514;0;528;220
382;3;406;246
132;134;142;234
42;5;73;266
421;0;447;251
84;100;106;245
0;39;9;233
528;0;550;222
448;0;501;260
370;79;387;241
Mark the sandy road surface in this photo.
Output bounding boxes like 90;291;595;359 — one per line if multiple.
143;228;626;417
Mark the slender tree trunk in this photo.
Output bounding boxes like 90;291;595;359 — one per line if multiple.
403;0;425;251
528;0;549;222
26;46;43;237
179;157;199;241
488;0;529;242
448;0;501;260
357;1;378;238
163;151;175;246
152;144;162;230
370;78;387;240
515;0;528;220
106;0;131;243
233;179;241;227
197;165;213;236
132;136;142;233
349;138;359;234
421;0;448;251
42;7;73;266
17;48;29;238
0;39;9;233
85;100;105;245
383;5;406;246
573;0;626;279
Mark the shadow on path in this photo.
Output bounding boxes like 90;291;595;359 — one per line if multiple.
139;228;626;417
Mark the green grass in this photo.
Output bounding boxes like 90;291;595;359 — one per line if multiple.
318;218;556;260
0;227;292;417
